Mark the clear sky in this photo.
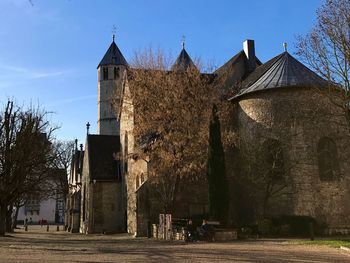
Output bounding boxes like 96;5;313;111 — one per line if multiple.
0;0;322;144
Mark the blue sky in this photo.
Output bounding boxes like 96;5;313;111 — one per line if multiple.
0;0;322;143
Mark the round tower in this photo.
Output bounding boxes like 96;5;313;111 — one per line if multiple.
230;51;350;231
97;36;128;135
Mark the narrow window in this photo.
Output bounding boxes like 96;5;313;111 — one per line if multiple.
103;67;108;80
114;67;120;79
82;186;86;221
124;132;128;173
317;137;340;181
136;175;140;189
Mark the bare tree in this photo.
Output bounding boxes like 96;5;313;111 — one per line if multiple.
296;0;350;126
120;48;218;213
51;141;74;200
0;100;56;236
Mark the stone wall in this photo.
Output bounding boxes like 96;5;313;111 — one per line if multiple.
97;66;126;135
229;87;350;230
91;182;124;233
120;77;209;236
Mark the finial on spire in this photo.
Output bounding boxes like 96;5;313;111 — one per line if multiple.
112;25;117;42
181;35;185;50
86;122;90;135
283;42;287;52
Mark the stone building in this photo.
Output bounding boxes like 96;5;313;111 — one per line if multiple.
119;45;210;236
68;37;350;236
226;51;350;232
17;168;66;225
79;134;123;234
65;142;84;232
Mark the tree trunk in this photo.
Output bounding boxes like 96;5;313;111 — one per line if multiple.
12;205;20;230
5;204;13;233
0;204;6;236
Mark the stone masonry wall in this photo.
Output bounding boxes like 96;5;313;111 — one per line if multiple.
231;87;350;230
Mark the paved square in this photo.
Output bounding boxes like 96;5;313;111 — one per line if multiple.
0;226;349;262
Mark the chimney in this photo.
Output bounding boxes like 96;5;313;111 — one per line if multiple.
243;39;256;73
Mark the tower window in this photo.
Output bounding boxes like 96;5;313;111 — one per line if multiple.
317;137;340;181
103;68;108;80
114;67;120;79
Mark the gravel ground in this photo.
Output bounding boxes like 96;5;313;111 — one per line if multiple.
0;226;349;262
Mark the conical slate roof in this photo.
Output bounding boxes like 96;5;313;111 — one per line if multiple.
97;41;128;68
233;51;327;99
171;48;197;71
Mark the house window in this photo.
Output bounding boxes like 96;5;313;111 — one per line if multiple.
103;67;108;80
317;137;339;181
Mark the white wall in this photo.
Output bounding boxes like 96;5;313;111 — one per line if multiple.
17;197;59;224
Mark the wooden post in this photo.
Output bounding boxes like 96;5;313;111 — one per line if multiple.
46;225;49;232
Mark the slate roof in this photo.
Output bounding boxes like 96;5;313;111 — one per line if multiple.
232;51;328;99
214;50;262;89
87;134;121;181
97;41;128;68
171;48;197;71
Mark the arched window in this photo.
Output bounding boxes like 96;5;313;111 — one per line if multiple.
114;67;120;79
140;173;144;183
136;175;140;189
317;137;339;181
261;139;284;180
103;67;108;80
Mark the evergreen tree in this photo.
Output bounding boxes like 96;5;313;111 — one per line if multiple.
206;105;229;222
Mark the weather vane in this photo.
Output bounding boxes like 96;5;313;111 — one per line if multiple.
112;25;117;42
181;35;186;49
86;122;90;135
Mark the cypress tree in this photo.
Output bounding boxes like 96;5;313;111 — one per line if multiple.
206;105;229;222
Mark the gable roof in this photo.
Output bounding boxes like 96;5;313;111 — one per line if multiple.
87;134;121;181
97;41;128;68
214;50;262;89
171;48;197;71
231;51;328;100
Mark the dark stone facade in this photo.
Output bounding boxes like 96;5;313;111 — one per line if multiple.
228;87;350;232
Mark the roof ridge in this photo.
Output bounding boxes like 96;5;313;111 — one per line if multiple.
243;52;285;90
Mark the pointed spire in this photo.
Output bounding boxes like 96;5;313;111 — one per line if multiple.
171;37;197;71
97;34;128;68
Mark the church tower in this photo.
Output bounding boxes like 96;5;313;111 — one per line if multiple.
97;35;128;135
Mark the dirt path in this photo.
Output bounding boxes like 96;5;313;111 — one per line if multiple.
0;226;349;262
